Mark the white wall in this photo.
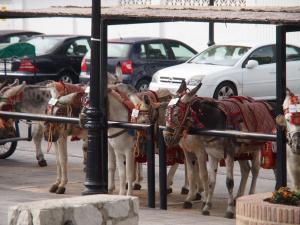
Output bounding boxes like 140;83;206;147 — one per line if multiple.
0;0;300;52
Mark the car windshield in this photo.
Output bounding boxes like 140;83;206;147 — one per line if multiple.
189;45;251;66
26;36;61;56
108;43;131;58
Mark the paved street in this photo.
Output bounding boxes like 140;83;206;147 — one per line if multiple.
0;123;283;225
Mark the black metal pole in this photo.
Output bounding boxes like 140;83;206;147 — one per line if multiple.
146;124;155;208
82;0;108;195
207;0;215;46
158;128;167;210
275;25;287;189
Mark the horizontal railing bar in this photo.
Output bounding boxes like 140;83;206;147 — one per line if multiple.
108;121;150;129
159;126;277;141
0;111;276;140
0;111;150;130
0;111;79;124
0;137;30;144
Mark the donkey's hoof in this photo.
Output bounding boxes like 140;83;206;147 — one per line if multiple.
225;211;234;219
195;192;202;201
56;187;66;194
167;188;173;194
181;187;189;195
133;183;141;190
183;201;193;209
202;210;210;216
38;159;47;167
49;184;58;193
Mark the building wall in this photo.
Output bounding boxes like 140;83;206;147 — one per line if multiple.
0;0;299;52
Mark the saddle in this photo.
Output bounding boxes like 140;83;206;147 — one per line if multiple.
48;82;86;117
216;96;275;134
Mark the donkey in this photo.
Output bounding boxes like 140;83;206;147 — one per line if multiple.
276;89;300;190
130;90;204;201
0;80;53;167
163;80;275;218
42;77;143;195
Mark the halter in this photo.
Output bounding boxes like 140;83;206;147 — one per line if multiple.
166;96;205;136
282;90;300;150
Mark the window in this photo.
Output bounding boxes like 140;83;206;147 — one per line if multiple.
27;37;61;56
286;46;300;61
66;39;90;57
146;43;168;60
108;43;131;58
3;35;23;44
249;46;274;65
190;45;250;66
131;44;146;59
170;42;195;60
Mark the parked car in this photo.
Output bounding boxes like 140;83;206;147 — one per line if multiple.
149;43;300;100
0;34;90;84
79;37;197;91
0;30;42;48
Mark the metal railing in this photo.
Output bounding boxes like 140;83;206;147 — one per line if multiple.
0;110;156;208
0;110;279;210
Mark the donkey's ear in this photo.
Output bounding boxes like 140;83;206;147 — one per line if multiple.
143;95;151;106
187;82;202;97
276;114;287;127
176;80;187;95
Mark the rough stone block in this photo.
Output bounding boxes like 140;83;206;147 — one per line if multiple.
8;195;138;225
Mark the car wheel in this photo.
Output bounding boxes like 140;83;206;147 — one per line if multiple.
136;79;150;92
59;72;76;84
0;128;18;159
213;82;237;100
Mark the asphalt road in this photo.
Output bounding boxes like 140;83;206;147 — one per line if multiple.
0;122;285;225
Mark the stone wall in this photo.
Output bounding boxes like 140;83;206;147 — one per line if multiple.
236;192;300;225
8;195;138;225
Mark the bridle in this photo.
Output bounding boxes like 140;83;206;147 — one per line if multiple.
283;89;300;151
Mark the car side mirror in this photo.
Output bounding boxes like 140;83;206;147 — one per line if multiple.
245;60;259;69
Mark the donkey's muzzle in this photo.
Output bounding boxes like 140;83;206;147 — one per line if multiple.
290;132;300;155
163;130;180;147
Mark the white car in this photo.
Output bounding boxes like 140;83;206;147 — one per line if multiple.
149;43;300;100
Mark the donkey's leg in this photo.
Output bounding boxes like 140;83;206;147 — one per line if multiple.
225;156;235;219
181;162;190;195
116;152;127;195
32;122;47;167
108;142;116;194
202;155;218;216
133;162;143;190
49;142;61;193
236;160;250;199
125;149;135;195
249;151;260;195
166;163;179;194
182;151;197;209
194;150;208;202
56;136;68;194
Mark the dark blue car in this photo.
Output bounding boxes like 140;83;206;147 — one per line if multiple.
79;37;197;91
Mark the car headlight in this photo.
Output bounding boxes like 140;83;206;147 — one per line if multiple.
187;75;205;86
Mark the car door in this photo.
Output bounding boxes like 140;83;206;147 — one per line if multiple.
166;40;197;64
242;45;276;99
286;45;300;96
143;41;174;76
64;38;90;74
